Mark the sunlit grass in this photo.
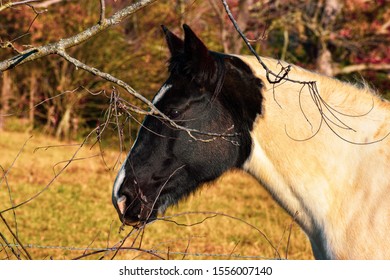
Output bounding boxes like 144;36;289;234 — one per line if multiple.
0;131;313;260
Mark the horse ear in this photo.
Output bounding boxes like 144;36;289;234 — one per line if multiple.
183;24;210;60
182;24;216;81
161;25;184;56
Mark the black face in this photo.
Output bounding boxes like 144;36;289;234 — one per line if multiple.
112;25;263;226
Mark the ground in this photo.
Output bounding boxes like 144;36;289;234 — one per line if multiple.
0;130;313;260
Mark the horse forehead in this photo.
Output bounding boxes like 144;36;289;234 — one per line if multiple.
152;83;172;105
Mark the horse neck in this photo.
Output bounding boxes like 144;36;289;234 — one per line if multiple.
239;55;390;259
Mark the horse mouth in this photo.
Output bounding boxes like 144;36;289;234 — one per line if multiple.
116;195;159;227
120;212;157;227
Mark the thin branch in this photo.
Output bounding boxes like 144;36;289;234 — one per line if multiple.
73;245;165;260
285;211;299;259
0;231;19;259
0;213;32;259
99;0;106;24
51;154;100;176
0;136;31;187
0;41;22;54
0;0;42;12
159;211;282;259
0;165;19;242
221;0;291;84
32;0;64;8
334;63;390;75
0;129;95;214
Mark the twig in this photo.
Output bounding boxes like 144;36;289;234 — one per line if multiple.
0;0;42;12
0;213;32;259
99;0;106;24
33;143;81;153
0;129;95;214
0;231;19;259
228;241;240;260
112;88;125;169
73;246;165;260
181;237;192;260
110;227;137;260
285;211;299;259
83;232;100;256
0;166;19;241
0;136;32;240
52;154;100;176
0;41;21;54
221;0;290;84
159;211;281;259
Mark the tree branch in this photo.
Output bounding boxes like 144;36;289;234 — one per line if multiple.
99;0;106;24
32;0;65;8
56;49;239;142
0;0;248;142
334;63;390;75
0;0;42;12
0;0;159;71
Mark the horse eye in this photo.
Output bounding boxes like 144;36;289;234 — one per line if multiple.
168;109;181;119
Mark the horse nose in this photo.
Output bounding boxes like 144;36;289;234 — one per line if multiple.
116;195;127;215
112;166;127;213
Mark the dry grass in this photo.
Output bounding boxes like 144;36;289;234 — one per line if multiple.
0;130;313;260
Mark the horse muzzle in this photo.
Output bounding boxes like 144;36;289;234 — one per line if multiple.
113;194;158;226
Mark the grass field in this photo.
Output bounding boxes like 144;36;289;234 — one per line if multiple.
0;130;313;260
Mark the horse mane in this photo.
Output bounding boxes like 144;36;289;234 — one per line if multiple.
238;55;390;113
168;50;227;97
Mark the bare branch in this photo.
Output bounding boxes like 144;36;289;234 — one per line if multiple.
159;211;282;259
99;0;106;24
0;231;19;259
220;0;291;84
0;0;42;12
32;0;64;8
56;50;239;141
334;63;390;75
0;129;96;214
0;213;32;259
0;0;159;71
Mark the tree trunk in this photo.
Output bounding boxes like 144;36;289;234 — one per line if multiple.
315;0;342;76
316;48;333;76
0;71;12;131
55;105;72;140
29;71;37;130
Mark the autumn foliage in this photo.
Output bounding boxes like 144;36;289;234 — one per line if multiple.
0;0;389;139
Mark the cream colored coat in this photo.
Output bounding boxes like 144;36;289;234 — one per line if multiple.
239;56;390;259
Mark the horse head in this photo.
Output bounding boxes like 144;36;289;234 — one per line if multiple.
112;24;263;226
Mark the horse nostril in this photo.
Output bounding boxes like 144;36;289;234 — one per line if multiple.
117;195;127;215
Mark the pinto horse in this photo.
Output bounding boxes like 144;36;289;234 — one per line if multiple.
112;25;390;259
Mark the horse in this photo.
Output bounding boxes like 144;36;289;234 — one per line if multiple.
112;24;390;259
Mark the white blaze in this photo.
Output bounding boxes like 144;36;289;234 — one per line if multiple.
113;84;171;210
112;166;126;203
152;84;172;105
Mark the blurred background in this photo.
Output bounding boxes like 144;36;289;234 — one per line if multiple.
0;0;389;260
1;0;389;139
